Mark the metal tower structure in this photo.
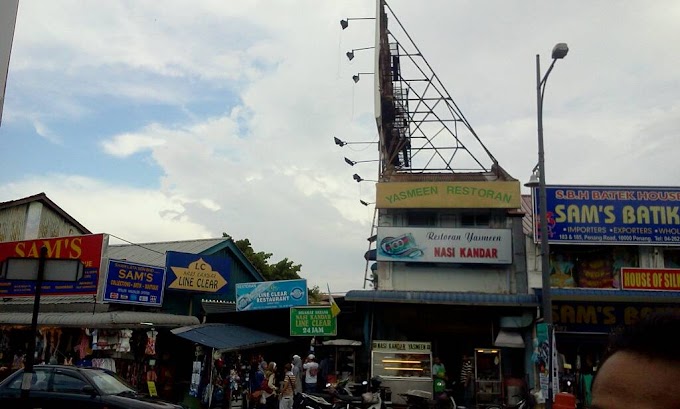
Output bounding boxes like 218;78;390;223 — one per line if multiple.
373;0;501;180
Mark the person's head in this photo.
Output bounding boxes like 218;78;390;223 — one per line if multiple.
434;356;441;364
591;311;680;409
307;354;315;361
266;361;277;376
284;362;292;372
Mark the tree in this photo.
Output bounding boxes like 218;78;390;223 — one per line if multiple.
223;232;303;281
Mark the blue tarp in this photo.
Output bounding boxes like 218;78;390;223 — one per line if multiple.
171;323;291;350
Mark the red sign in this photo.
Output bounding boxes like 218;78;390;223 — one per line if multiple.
0;234;106;296
621;267;680;291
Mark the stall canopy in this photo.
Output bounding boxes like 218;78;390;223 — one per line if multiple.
0;311;199;328
171;323;291;351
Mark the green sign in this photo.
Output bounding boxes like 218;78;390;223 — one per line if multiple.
290;306;337;336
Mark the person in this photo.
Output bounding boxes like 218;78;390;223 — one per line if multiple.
249;360;266;409
279;362;296;409
263;361;278;409
432;356;447;395
590;311;680;409
303;354;319;393
459;353;474;408
292;354;303;395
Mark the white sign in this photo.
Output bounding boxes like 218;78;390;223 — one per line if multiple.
376;226;512;264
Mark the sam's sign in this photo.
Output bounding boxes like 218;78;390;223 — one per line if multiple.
104;259;166;306
376;181;520;209
0;234;106;297
532;185;680;244
552;301;680;333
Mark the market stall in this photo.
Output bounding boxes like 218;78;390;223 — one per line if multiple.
370;340;431;406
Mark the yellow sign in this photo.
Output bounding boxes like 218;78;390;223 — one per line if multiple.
376;181;521;209
168;258;227;292
147;381;158;397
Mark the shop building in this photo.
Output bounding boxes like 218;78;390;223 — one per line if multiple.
0;193;275;405
524;185;680;407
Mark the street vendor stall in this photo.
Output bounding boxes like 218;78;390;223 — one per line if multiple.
370;340;432;406
322;338;361;382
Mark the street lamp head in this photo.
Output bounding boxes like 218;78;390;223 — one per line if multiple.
524;171;540;188
551;43;569;60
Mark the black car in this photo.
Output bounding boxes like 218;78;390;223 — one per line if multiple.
0;364;185;408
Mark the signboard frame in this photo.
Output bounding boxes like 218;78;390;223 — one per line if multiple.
289;306;337;336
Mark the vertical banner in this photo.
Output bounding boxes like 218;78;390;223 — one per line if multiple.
536;323;558;401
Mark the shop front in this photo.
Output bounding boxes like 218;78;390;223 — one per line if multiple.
345;291;538;407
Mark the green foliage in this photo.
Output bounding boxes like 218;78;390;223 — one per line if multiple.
222;232;303;282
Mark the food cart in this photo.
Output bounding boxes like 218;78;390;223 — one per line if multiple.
322;338;362;383
371;340;432;406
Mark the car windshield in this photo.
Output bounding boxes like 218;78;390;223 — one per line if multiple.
87;369;137;395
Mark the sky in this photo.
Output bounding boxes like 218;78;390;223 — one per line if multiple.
1;1;679;293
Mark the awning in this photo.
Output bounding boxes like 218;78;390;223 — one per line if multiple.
494;329;525;348
0;311;199;328
345;290;538;307
536;288;680;303
171;323;291;351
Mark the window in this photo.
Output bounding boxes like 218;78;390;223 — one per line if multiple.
6;370;50;391
407;211;436;227
664;249;680;268
53;372;89;394
461;213;490;227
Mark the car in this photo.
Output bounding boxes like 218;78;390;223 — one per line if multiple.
0;364;186;408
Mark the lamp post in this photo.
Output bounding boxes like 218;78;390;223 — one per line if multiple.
533;42;568;409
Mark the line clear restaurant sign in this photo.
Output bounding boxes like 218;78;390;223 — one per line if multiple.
103;259;166;306
165;251;230;294
532;185;680;244
236;279;308;311
376;226;512;264
0;234;106;296
290;306;337;336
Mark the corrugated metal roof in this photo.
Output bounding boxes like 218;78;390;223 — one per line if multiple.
171;323;291;350
0;311;199;328
345;290;538;306
202;299;237;314
521;194;534;236
537;288;680;303
107;238;230;267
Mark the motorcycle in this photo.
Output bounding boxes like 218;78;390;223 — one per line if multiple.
485;389;536;409
400;387;460;409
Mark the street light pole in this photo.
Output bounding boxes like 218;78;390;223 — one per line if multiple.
535;43;568;409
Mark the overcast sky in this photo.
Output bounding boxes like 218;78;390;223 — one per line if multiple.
1;1;679;293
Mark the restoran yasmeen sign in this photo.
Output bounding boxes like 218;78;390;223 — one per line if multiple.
376;226;512;264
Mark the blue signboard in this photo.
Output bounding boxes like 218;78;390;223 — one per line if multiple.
103;259;165;306
165;251;230;294
236;279;308;311
532;185;680;245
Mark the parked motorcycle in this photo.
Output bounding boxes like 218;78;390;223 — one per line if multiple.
400;387;459;409
485;389;536;409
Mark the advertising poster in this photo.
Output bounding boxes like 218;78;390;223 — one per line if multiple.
236;279;308;311
0;233;106;296
290;306;337;336
376;226;512;264
103;259;166;306
531;185;680;245
165;251;230;294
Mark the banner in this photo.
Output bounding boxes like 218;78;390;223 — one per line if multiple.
532;185;680;244
376;181;521;209
165;251;230;294
0;234;106;296
376;226;512;264
620;267;680;291
236;279;308;311
290;306;337;336
103;259;166;306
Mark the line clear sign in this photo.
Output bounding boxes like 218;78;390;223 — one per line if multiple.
290;306;337;336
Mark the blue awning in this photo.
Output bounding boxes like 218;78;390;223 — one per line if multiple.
535;288;680;303
171;323;291;350
345;290;538;307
